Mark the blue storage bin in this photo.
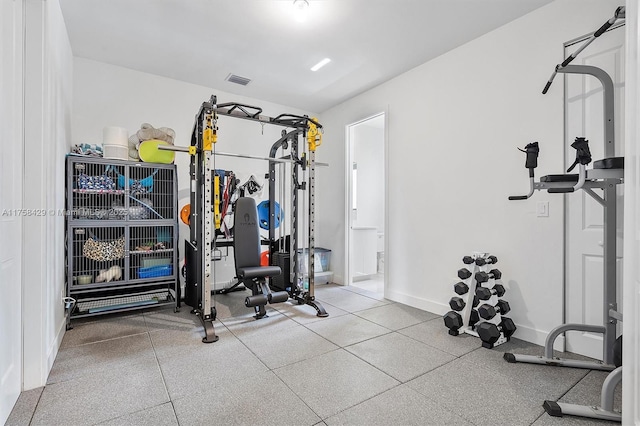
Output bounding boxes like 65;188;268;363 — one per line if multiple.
138;264;173;279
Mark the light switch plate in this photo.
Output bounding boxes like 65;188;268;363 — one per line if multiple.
537;201;549;217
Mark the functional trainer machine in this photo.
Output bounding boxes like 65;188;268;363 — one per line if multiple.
161;96;328;343
507;6;625;422
267;122;329;317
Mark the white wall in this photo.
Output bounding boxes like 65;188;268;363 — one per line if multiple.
72;58;316;289
318;0;620;346
22;0;73;389
352;124;384;231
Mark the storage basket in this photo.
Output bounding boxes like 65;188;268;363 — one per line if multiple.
138;264;173;279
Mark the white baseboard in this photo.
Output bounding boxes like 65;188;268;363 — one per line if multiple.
46;317;66;377
385;289;450;316
384;289;564;351
513;323;565;352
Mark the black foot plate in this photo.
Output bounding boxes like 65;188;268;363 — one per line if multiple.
503;352;517;363
307;299;329;317
543;400;562;417
201;318;219;343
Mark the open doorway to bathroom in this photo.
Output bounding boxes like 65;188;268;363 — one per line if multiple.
346;113;386;297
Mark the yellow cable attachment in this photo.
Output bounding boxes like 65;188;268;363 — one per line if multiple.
188;146;197;155
307;117;322;152
203;113;216;151
214;174;221;229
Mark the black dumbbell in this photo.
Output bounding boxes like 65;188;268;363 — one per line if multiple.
475;269;502;284
449;297;466;311
475;255;498;266
477;317;517;348
443;311;463;336
478;300;511;320
458;268;472;280
475;283;506;300
454;281;469;295
462;256;475;265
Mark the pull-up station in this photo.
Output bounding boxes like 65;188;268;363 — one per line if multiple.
160;96;328;343
507;6;625;423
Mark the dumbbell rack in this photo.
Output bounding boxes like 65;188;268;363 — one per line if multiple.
444;252;512;348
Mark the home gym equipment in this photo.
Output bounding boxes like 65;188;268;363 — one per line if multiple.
506;6;624;422
474;255;497;266
475;283;505;300
476;318;517;348
457;268;472;280
234;197;288;318
478;300;511;320
613;336;622;368
159;95;328;342
453;281;469;295
449;296;465;311
257;199;281;230
450;295;480;311
443;311;463;335
475;269;501;283
265;118;329;317
443;252;514;346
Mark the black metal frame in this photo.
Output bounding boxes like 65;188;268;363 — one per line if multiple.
182;96;328;343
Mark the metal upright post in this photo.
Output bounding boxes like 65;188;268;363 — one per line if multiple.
183;99;219;343
302;119;328;316
559;65;615;158
307;119;319;299
291;133;300;292
602;181;617;364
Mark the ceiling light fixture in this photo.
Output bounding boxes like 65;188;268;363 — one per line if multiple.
293;0;309;10
293;0;309;22
310;58;331;72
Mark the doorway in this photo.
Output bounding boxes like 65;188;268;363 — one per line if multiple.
346;113;386;296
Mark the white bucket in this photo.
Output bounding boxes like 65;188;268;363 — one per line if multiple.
103;126;128;147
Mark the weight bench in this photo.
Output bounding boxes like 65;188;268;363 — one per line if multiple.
234;197;289;319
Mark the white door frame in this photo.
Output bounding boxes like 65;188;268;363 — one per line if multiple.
622;1;639;423
344;111;388;294
0;0;25;422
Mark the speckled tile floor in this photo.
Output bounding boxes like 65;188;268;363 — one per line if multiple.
6;284;621;426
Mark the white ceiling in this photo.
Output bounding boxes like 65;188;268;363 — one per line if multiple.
59;0;553;113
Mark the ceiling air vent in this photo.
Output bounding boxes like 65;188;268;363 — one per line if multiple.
226;74;251;86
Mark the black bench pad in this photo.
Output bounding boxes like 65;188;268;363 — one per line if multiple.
238;265;281;279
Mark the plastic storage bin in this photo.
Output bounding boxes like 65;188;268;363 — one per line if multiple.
297;248;331;274
138;264;173;279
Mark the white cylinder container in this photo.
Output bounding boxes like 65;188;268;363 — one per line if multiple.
102;126;128;147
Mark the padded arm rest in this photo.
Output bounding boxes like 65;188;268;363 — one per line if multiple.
593;157;624;169
540;174;579;183
548;188;575;193
237;265;281;279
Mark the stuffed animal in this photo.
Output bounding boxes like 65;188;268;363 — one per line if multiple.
128;123;175;161
95;265;122;283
